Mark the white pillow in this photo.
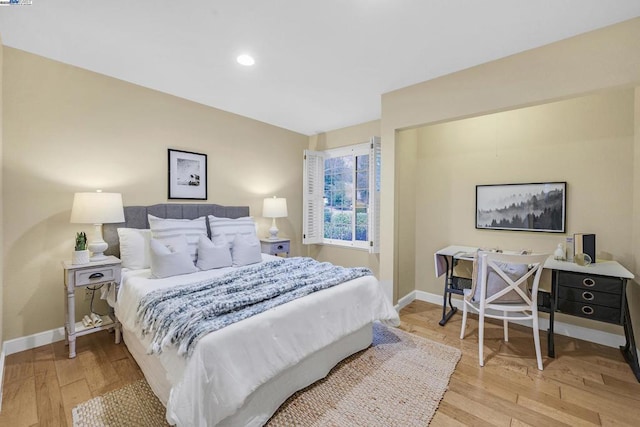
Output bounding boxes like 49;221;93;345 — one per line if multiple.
196;235;232;270
148;215;208;262
208;215;257;248
117;228;152;270
231;233;263;267
149;236;198;279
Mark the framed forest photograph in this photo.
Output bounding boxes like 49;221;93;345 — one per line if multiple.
476;182;566;233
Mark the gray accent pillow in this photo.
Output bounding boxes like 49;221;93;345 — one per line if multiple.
149;236;198;279
473;261;529;303
196;235;232;270
231;233;262;267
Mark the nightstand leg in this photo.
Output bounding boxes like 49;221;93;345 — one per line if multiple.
114;318;122;344
67;288;76;358
63;287;69;345
68;336;76;359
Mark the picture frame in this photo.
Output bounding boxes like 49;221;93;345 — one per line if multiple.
168;149;207;200
476;182;566;233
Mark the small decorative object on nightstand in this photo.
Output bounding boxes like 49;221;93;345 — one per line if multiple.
72;231;90;265
62;255;122;358
260;238;290;257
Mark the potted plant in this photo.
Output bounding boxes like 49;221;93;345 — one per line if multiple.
72;231;90;264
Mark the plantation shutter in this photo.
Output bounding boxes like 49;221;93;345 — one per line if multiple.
303;150;324;244
369;137;381;254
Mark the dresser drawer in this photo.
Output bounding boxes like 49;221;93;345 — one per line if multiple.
556;271;622;295
260;239;290;256
74;265;118;287
272;241;289;253
557;299;621;324
557;286;621;309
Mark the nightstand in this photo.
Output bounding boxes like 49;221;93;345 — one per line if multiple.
62;256;122;358
260;238;290;257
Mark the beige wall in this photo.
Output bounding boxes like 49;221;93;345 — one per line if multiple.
406;90;635;334
0;35;4;348
413;89;634;290
395;129;417;301
632;88;640;354
381;18;640;306
306;120;381;275
2;48;307;340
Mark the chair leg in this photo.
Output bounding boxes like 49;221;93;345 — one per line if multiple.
503;312;509;342
460;302;469;339
532;314;543;371
478;311;485;367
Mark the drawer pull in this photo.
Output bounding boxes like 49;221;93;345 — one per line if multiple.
89;272;104;279
277;245;284;250
582;291;595;301
581;306;594;315
583;278;596;287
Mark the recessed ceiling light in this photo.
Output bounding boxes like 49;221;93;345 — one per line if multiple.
237;54;255;66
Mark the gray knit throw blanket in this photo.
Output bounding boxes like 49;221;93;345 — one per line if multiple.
136;257;373;358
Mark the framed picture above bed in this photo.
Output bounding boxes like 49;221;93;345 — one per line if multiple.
476;182;566;233
168;149;207;200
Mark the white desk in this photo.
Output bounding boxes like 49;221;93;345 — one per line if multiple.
435;245;639;381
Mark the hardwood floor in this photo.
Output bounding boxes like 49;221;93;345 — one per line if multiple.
0;330;143;427
402;301;640;426
2;300;640;426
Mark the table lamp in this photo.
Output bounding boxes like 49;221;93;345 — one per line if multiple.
263;196;288;240
70;191;125;261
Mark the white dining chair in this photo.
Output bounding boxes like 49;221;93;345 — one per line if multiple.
459;252;549;370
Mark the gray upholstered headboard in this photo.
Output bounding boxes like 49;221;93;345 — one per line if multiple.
103;203;250;258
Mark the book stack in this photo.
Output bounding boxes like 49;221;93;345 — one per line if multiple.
574;233;596;263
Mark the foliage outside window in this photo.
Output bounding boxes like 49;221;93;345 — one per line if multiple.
303;137;380;252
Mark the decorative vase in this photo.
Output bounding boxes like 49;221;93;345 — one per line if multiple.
72;250;90;265
553;243;565;261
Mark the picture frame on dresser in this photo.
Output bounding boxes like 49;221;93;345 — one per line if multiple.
168;149;208;200
476;181;566;233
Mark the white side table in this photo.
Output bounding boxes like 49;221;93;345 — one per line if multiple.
62;256;122;358
260;238;290;257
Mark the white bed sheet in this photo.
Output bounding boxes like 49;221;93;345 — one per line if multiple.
114;255;399;426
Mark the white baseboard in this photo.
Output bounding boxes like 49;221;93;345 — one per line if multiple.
0;351;5;412
0;290;630;360
395;291;416;312
409;290;626;349
2;326;65;357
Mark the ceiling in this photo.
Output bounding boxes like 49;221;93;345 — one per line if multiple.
1;1;640;136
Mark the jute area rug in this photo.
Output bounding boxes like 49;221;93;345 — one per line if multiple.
73;324;461;426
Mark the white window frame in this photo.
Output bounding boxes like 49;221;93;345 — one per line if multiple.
303;137;380;253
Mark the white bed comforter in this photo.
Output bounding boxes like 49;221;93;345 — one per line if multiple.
114;255;399;426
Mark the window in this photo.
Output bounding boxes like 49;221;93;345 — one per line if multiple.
303;137;380;252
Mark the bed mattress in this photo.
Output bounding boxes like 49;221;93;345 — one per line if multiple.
113;255;399;426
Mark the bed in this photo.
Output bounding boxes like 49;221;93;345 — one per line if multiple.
103;203;400;426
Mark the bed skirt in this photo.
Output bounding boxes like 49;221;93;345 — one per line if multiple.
122;323;373;426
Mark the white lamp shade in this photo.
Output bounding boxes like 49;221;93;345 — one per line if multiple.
70;192;125;224
263;197;288;218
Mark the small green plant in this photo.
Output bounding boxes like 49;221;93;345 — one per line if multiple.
75;232;87;251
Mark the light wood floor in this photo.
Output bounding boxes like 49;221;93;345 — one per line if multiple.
2;300;640;426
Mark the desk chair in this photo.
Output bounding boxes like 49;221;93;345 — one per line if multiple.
459;252;549;370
